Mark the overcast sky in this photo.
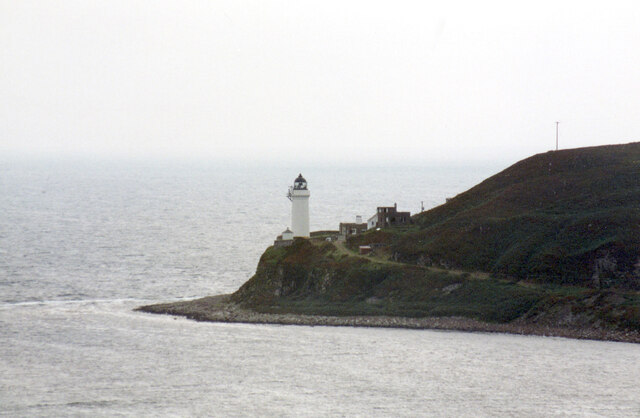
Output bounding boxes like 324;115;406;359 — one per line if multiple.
2;0;639;164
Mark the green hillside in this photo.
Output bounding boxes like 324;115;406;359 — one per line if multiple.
352;142;640;288
232;240;548;322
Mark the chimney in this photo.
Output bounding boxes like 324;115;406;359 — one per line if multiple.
356;215;362;224
394;202;397;210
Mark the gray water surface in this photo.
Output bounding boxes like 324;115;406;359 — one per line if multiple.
1;161;639;417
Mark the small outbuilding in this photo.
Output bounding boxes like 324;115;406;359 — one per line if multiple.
274;228;295;247
359;245;372;255
339;215;367;237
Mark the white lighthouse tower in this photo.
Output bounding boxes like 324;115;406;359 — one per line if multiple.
287;173;310;238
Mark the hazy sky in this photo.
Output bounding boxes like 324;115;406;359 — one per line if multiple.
2;1;640;164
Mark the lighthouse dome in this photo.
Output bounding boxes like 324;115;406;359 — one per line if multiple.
293;173;307;190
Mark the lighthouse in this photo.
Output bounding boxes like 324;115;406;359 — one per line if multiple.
287;173;310;238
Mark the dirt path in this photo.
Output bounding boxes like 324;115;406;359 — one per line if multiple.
324;238;491;280
331;239;405;267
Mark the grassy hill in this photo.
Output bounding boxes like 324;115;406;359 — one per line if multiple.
232;240;548;322
351;142;640;288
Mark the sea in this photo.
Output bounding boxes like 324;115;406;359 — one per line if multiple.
1;159;639;417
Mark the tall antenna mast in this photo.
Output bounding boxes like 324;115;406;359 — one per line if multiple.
555;121;560;151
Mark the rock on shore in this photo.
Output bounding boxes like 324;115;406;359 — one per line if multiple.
136;295;640;344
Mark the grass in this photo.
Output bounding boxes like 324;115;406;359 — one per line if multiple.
233;236;640;330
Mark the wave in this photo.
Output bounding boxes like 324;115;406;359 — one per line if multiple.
0;297;150;308
0;295;200;309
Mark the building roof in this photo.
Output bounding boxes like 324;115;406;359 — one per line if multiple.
293;173;307;189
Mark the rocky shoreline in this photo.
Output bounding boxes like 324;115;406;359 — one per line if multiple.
136;294;640;344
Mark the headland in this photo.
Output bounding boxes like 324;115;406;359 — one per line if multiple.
138;143;640;343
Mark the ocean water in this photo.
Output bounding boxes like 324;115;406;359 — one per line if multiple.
1;160;639;417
